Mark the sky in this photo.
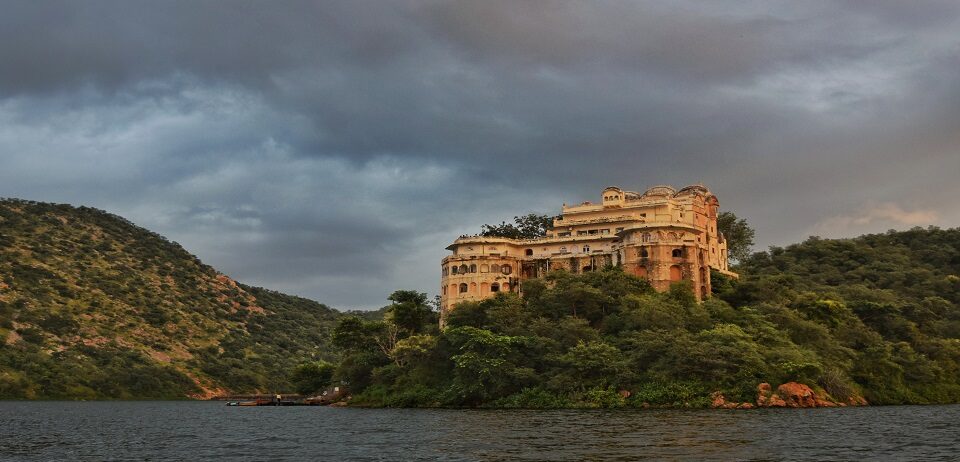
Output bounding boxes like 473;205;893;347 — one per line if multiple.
2;1;959;309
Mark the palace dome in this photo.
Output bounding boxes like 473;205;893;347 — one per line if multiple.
641;185;677;197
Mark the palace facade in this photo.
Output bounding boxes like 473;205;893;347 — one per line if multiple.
440;184;738;323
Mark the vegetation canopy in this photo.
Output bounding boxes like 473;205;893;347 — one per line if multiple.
332;226;960;408
717;211;756;263
0;199;342;399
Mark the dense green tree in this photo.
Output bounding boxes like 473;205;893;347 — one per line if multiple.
553;340;628;392
717;211;756;262
332;317;378;352
444;326;537;404
480;213;553;239
386;290;435;334
290;361;335;395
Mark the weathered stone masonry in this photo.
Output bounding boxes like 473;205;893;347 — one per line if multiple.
440;184;738;325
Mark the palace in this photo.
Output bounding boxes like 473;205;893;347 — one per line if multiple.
439;184;738;324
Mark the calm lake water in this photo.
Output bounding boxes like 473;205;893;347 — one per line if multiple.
1;402;958;461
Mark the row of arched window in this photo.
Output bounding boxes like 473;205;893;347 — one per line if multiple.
444;263;513;276
443;282;510;295
634;248;684;258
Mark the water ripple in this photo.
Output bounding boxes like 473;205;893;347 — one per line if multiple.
1;403;959;461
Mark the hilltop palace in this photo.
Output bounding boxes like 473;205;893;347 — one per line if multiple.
440;184;738;321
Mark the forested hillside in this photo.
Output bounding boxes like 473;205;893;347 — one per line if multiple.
3;196;959;406
0;199;341;399
328;227;960;408
721;227;960;403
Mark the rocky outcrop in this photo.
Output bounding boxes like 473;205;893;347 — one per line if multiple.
711;391;734;409
756;382;867;408
712;382;868;409
710;391;753;409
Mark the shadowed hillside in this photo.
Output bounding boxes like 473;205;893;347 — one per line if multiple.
0;199;341;399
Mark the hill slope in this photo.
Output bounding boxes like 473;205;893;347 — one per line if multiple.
717;227;960;403
327;227;960;408
0;199;341;399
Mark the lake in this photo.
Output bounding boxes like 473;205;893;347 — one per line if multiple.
1;402;958;461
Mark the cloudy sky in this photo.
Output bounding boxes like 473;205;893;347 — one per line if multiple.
2;1;959;309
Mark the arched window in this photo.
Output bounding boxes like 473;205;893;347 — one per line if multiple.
449;284;457;295
489;264;500;274
470;264;477;273
442;286;447;295
459;283;468;293
480;264;489;273
502;283;510;292
490;283;500;293
672;249;683;258
525;249;533;256
501;264;512;275
459;264;469;273
451;266;458;274
470;282;477;293
640;248;649;258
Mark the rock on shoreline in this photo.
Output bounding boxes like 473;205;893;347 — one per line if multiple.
711;382;868;409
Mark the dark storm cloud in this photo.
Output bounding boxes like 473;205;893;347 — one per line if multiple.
1;1;959;308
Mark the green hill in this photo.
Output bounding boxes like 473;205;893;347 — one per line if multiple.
0;199;341;399
718;227;960;403
4;197;959;406
328;227;960;408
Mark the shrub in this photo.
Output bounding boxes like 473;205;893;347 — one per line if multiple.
494;387;571;409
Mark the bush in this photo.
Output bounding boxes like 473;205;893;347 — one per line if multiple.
580;387;626;408
494;387;571;409
628;381;710;407
290;361;335;395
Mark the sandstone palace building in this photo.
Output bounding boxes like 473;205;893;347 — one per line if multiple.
440;184;738;320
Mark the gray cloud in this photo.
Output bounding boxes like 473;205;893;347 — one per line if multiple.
1;1;959;308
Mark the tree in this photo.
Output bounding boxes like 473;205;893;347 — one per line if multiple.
332;317;376;352
290;360;334;395
444;326;536;404
717;211;756;263
391;334;438;368
386;290;434;334
554;340;628;392
480;213;553;239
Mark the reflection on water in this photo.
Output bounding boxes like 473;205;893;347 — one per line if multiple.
1;402;958;461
